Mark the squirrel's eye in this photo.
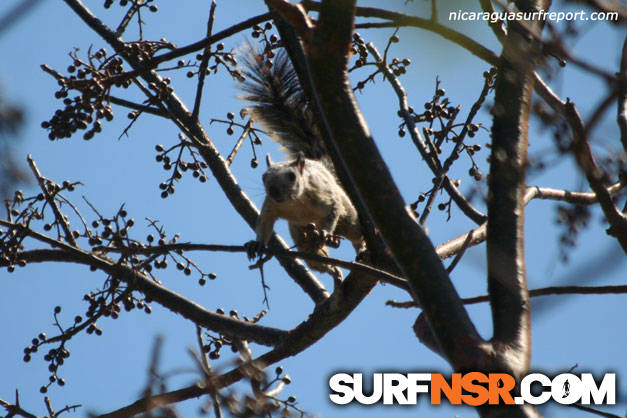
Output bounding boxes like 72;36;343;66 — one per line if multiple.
287;172;296;182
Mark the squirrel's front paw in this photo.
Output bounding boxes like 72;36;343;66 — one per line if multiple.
244;240;264;260
305;224;340;249
324;232;340;248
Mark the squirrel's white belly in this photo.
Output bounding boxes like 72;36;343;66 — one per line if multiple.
274;195;328;226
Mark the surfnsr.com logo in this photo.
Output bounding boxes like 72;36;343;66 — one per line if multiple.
329;372;616;406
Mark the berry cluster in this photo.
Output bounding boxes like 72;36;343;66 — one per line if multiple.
351;31;412;91
154;139;210;198
41;49;124;141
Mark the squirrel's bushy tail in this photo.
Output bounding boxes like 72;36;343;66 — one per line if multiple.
238;45;330;164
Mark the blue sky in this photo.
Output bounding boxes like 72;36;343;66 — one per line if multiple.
0;0;625;417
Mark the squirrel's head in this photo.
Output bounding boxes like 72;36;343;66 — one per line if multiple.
262;153;306;203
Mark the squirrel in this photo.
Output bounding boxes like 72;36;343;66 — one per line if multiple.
239;46;365;289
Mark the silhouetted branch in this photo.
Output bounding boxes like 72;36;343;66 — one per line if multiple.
0;221;288;347
486;0;546;389
388;284;627;308
0;390;37;418
98;269;378;418
366;42;487;225
115;0;143;36
0;0;43;37
0;389;81;418
564;100;627;252
280;0;485;372
192;1;217;120
27;155;77;247
618;35;627;151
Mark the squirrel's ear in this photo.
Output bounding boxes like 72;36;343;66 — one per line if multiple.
265;154;274;167
296;152;305;174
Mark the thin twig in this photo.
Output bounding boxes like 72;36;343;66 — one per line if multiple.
192;1;217;120
140;12;272;69
227;120;253;165
0;390;37;418
195;326;223;417
27;155;77;246
90;240;409;290
585;89;619;136
435;183;624;260
108;95;168;117
446;229;473;273
387;284;627;308
366;42;487;225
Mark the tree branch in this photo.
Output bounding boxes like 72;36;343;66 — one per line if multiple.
304;0;498;64
92;241;409;290
482;4;548;415
192;0;217;120
278;0;484;370
0;223;288;347
98;269;378;418
366;42;488;225
564;100;627;252
115;0;143;37
308;2;583;136
0;390;38;418
138;13;273;69
435;183;624;260
618;35;627;151
389;284;627;308
0;0;42;37
26;155;77;247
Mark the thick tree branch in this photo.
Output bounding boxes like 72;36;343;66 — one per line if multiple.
274;0;485;370
486;0;548;385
